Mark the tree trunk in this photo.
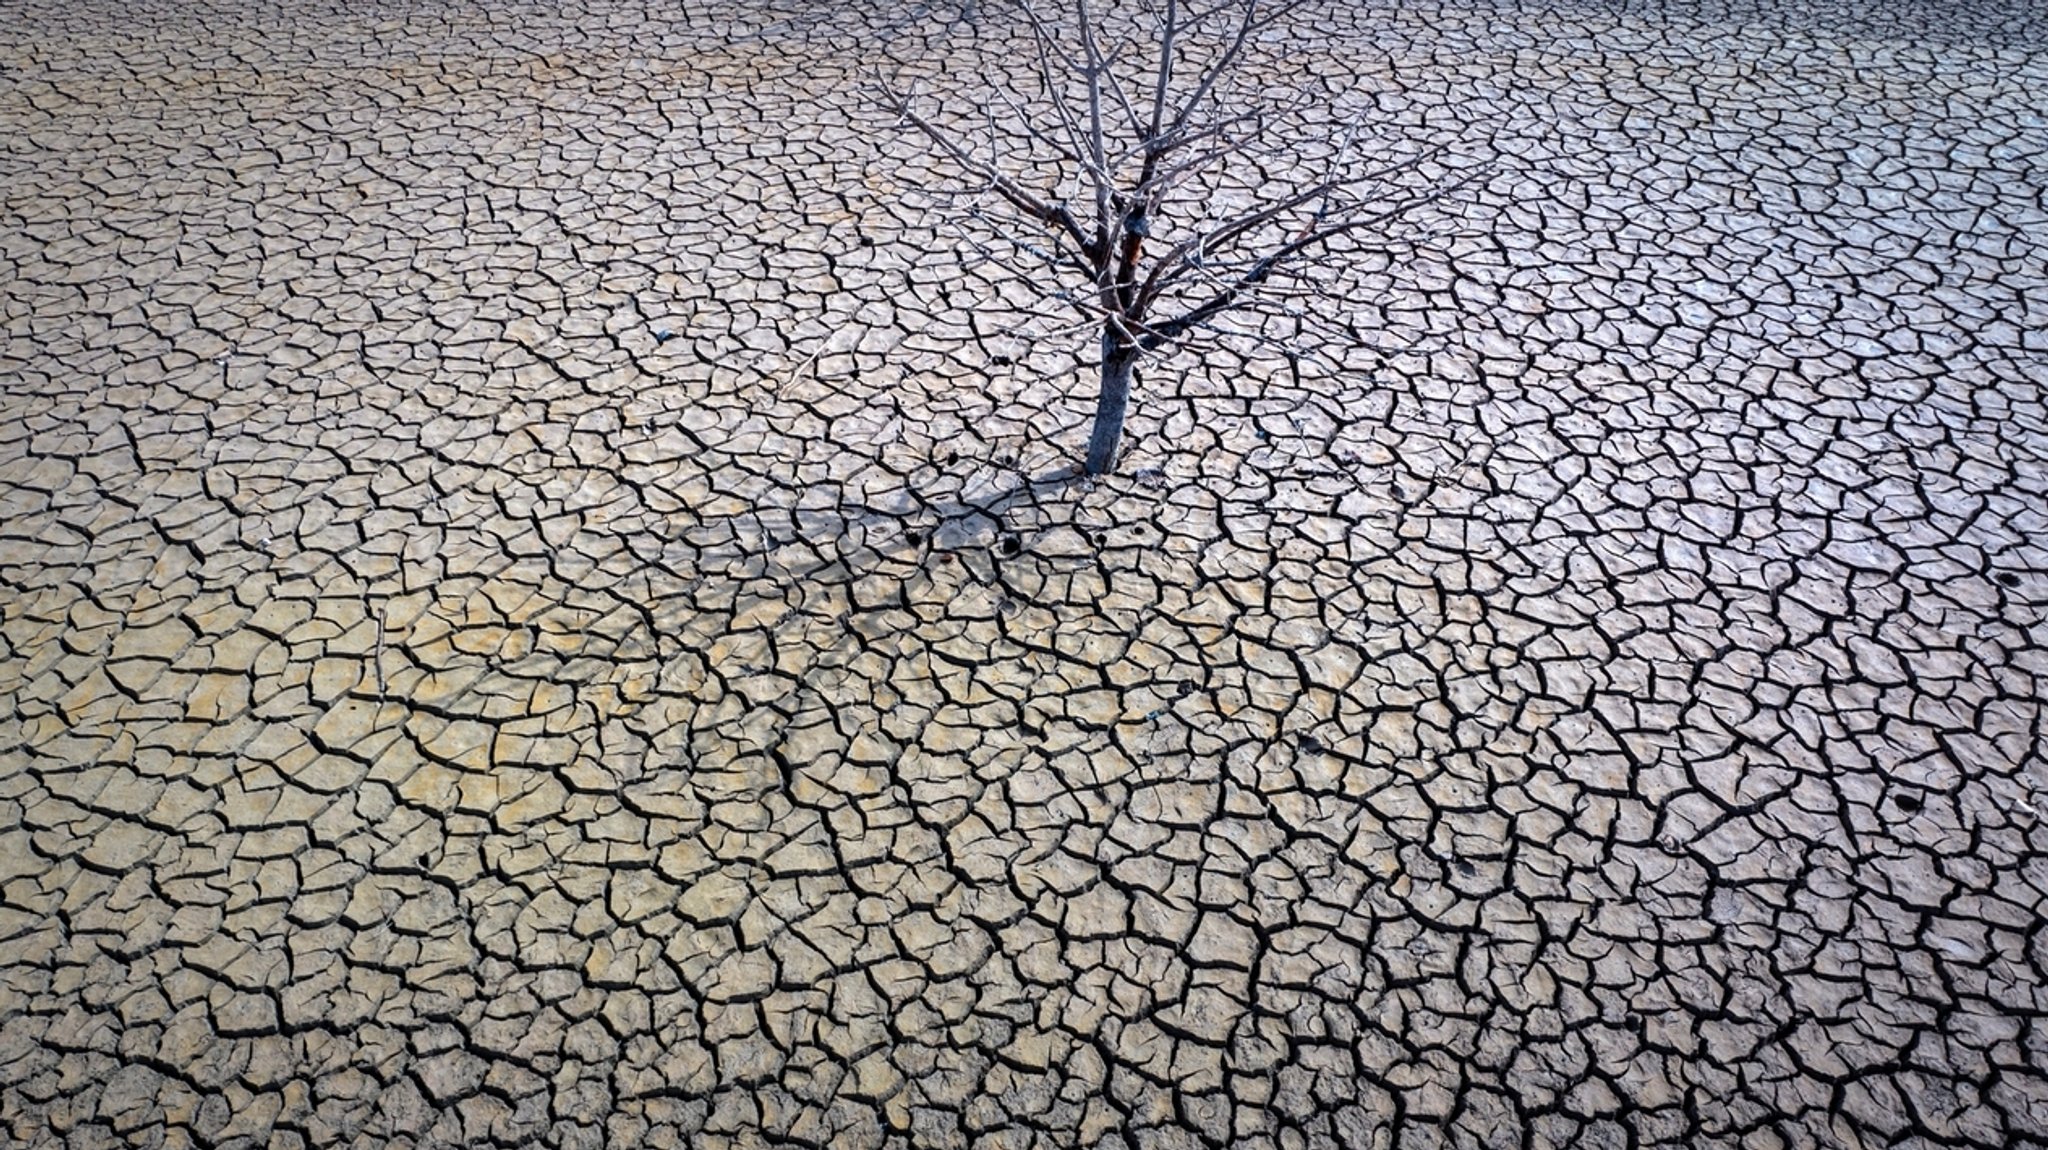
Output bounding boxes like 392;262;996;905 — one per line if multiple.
1083;328;1138;475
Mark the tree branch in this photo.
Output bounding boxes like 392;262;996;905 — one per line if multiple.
882;80;1103;265
1141;178;1476;347
1134;146;1447;311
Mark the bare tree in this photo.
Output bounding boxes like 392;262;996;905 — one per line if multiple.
881;0;1462;475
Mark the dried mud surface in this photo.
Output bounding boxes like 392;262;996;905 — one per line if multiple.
3;1;2046;1147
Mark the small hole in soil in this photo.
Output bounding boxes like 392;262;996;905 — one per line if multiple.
1894;793;1923;813
1997;571;2021;587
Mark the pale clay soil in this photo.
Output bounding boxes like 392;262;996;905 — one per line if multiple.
1;1;2046;1148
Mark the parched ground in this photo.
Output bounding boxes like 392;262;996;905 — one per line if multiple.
3;1;2046;1147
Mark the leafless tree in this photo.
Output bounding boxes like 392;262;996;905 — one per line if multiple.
881;0;1464;475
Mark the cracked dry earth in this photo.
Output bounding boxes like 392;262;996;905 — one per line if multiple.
3;1;2047;1147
